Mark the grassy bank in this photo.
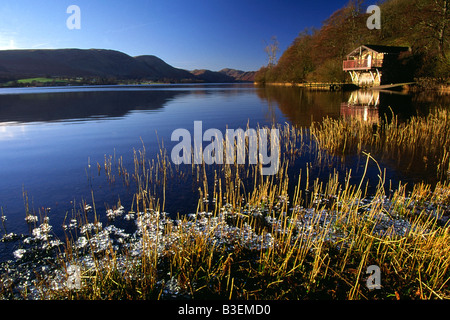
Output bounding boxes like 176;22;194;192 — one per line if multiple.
1;110;450;300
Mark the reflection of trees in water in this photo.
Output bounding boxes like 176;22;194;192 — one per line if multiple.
364;89;449;122
255;85;344;127
259;89;278;124
255;85;450;128
338;90;450;185
409;90;450;116
257;85;450;185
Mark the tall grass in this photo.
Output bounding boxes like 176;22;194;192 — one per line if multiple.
311;108;450;181
1;112;450;300
48;156;450;299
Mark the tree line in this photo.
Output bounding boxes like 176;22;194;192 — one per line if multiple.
255;0;449;84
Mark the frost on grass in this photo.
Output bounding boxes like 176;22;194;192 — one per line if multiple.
0;190;448;299
106;206;125;221
25;215;38;224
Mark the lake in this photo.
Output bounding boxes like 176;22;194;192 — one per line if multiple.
0;83;449;262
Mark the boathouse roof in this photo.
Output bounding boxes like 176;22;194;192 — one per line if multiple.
346;45;410;58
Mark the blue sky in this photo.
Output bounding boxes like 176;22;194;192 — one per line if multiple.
0;1;373;71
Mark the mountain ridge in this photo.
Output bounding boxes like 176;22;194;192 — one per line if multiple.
0;48;255;84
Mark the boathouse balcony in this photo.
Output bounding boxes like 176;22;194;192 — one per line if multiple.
342;58;383;71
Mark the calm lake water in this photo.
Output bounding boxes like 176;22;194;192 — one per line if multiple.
0;83;449;262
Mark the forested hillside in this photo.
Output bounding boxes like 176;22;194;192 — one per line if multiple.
255;0;449;83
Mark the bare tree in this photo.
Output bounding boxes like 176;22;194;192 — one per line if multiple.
264;36;280;67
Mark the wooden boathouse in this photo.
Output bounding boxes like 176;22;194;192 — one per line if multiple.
343;45;411;87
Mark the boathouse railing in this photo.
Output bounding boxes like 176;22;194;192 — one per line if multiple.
343;59;383;71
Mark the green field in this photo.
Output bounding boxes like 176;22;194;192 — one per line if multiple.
17;77;60;84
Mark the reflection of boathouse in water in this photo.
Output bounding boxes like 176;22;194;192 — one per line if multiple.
340;90;380;124
343;45;411;87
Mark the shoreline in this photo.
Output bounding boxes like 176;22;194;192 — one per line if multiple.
255;80;450;94
253;81;356;91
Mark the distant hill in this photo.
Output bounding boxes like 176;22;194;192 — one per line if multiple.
0;49;147;79
134;55;196;82
191;68;256;83
190;69;235;83
219;68;256;82
0;49;255;84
